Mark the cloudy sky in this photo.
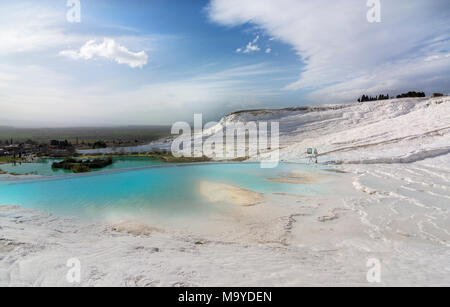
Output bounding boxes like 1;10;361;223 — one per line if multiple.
1;0;449;127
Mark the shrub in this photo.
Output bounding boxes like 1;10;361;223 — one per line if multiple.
71;164;91;173
396;91;426;98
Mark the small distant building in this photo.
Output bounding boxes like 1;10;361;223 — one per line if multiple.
4;144;20;158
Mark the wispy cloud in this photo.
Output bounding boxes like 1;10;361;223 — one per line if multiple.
208;0;450;102
236;35;261;54
424;53;450;62
0;63;282;126
0;3;153;67
59;38;148;68
0;5;81;55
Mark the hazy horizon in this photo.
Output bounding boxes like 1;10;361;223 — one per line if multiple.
1;0;449;127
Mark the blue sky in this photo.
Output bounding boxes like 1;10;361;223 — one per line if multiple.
0;0;449;126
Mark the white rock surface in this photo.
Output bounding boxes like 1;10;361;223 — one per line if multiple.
1;97;449;286
215;97;450;164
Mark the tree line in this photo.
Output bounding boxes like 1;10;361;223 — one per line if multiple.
396;91;426;98
357;91;431;102
357;94;390;102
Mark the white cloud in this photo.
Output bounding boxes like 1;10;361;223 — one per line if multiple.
60;38;148;68
0;6;82;55
425;53;450;62
236;35;261;54
208;0;450;102
0;3;154;62
307;56;450;102
265;48;272;54
243;41;260;53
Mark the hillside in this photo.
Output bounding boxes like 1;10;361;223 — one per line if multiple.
216;97;450;166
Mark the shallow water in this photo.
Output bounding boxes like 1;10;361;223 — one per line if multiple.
0;163;330;221
0;157;164;176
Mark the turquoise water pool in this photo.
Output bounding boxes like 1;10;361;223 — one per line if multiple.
0;157;164;176
0;163;328;221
